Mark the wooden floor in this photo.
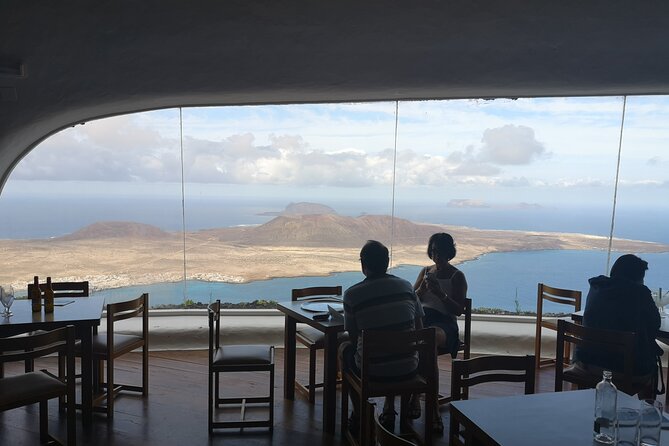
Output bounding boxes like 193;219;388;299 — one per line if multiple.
0;349;558;445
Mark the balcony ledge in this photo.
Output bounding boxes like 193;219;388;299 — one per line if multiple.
107;309;554;355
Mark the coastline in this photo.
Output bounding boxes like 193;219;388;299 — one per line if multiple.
1;224;667;294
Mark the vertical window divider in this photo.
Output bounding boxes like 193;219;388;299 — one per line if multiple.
606;95;627;273
179;107;188;302
390;101;399;268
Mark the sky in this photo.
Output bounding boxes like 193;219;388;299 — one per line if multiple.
2;96;669;237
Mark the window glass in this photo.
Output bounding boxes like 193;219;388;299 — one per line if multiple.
0;97;666;313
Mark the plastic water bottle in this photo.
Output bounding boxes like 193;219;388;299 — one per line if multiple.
594;370;617;444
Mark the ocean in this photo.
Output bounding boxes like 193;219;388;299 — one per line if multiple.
3;194;668;312
2;194;669;245
93;250;669;313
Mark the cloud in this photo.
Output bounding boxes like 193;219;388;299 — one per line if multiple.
421;125;547;180
555;178;605;188
618;179;664;187
478;125;548;165
447;199;490;209
514;202;543;209
647;156;663;166
493;176;531;187
13;115;178;182
11;112;551;189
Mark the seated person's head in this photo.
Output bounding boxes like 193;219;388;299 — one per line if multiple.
360;240;389;276
610;254;648;284
427;232;456;262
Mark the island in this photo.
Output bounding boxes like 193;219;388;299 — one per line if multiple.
0;203;666;293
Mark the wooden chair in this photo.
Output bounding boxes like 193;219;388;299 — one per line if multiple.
373;402;418;446
0;326;76;446
341;328;437;446
448;354;535;446
24;280;89;373
292;285;343;404
534;283;581;371
555;319;635;393
28;280;90;299
208;299;274;433
438;297;472;405
82;293;149;417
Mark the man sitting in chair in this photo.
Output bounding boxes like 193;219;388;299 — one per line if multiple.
575;254;662;398
340;240;424;434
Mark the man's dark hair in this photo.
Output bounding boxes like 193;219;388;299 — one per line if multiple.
360;240;389;274
610;254;648;282
427;232;456;261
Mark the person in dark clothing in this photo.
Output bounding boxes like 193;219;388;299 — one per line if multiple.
340;240;424;434
575;254;662;398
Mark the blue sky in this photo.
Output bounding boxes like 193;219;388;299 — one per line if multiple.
4;96;669;214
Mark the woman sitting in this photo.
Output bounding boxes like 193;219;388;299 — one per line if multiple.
410;232;468;432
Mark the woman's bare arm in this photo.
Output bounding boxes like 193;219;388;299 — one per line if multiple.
446;270;468;316
414;267;428;291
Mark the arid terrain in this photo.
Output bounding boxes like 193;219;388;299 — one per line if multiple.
1;213;667;293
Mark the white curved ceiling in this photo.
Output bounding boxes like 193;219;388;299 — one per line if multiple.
2;1;669;189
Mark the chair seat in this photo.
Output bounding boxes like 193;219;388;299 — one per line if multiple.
296;326;326;347
438;340;466;356
0;371;65;409
563;364;596;385
346;371;428;395
213;344;273;366
85;333;145;356
368;374;428;395
297;326;349;347
563;364;645;395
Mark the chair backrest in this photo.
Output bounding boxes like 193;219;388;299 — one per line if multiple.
461;297;473;357
0;325;75;367
360;328;437;393
28;280;90;298
450;354;536;401
374;404;417;446
208;300;221;357
555;319;635;392
537;283;582;317
0;326;76;410
105;293;148;350
291;286;342;301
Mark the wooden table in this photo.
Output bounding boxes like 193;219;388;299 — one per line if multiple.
277;300;345;434
450;389;669;446
573;310;669;406
0;297;105;427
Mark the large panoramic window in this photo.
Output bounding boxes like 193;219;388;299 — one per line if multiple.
0;97;667;313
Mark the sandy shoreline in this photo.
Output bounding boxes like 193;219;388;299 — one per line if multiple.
1;225;667;293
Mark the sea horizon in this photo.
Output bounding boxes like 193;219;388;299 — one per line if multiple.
2;194;669;245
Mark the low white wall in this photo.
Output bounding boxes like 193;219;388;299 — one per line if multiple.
109;310;559;356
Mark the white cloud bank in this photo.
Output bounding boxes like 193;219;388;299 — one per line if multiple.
14;113;556;191
479;125;548;165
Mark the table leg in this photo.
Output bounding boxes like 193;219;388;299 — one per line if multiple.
322;331;338;434
283;315;296;400
79;326;93;426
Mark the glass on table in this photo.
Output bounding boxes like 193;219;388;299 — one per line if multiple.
640;399;662;446
0;285;14;317
615;406;640;446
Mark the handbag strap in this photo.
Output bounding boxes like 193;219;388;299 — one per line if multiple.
657;355;665;396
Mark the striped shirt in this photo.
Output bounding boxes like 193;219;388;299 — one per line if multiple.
343;273;424;378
